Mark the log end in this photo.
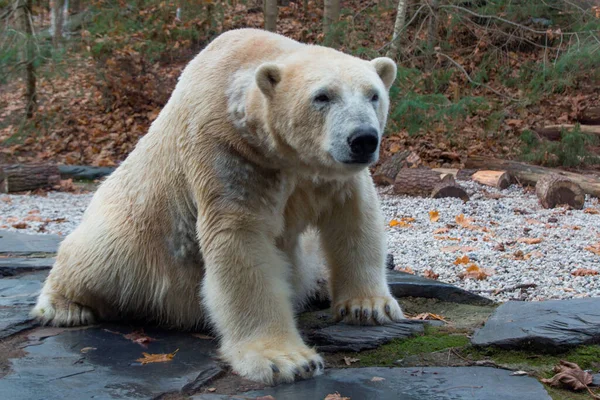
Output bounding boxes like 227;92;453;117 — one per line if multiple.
536;174;585;210
431;183;470;202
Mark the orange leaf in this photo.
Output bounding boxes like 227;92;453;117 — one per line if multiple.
394;266;414;274
454;255;470;265
572;268;599;276
423;269;439;280
586;243;600;256
458;263;492;280
518;238;543;245
429;210;440;222
136;349;178;365
584;208;599;215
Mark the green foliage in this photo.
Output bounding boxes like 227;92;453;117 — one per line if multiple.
520;126;599;167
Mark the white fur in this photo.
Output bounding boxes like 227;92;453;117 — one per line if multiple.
31;29;403;385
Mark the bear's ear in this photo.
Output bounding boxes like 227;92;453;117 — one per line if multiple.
371;57;397;90
256;63;283;98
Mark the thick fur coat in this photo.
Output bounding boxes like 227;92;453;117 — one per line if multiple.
32;28;404;384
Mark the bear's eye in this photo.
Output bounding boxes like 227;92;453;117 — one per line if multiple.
371;93;379;102
314;94;331;103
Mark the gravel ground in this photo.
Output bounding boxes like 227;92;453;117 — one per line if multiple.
1;182;599;302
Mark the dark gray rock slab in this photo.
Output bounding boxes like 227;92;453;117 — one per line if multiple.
58;165;115;180
0;230;62;255
231;367;550;400
0;325;222;400
0;271;46;339
308;320;438;352
472;298;600;350
388;271;495;306
0;257;54;277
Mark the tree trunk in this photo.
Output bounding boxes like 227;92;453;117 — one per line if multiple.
16;0;37;118
465;156;600;198
471;170;512;189
394;167;454;196
431;182;470;201
386;0;408;59
323;0;340;35
426;0;439;64
0;165;61;193
264;0;278;31
51;0;65;46
577;107;600;125
535;175;585;210
534;124;600;141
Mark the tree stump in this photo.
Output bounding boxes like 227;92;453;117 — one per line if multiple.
431;182;470;201
0;164;61;193
394;168;455;197
535;174;585;209
373;150;420;185
472;170;512;189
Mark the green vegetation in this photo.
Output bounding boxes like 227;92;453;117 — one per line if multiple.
520;126;600;167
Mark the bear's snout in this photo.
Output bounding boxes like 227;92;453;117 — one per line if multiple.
347;125;379;163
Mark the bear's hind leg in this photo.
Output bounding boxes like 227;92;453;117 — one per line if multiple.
31;281;96;327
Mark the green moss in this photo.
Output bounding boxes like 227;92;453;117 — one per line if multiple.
356;327;470;367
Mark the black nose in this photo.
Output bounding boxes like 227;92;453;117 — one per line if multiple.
348;126;379;157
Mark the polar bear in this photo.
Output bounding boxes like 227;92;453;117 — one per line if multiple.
31;28;404;384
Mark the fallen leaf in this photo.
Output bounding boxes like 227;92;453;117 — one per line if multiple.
136;349;178;365
12;222;28;229
584;208;599;215
324;393;350;400
455;214;477;230
524;250;544;260
518;238;543;245
435;236;461;241
429;210;440;222
423;269;439;280
541;360;596;396
343;356;359;366
0;196;12;204
433;227;450;234
124;330;154;346
441;246;476;253
572;268;599;276
458;263;492;280
410;312;447;322
394;266;414;274
371;376;385;382
389;217;413;228
586;243;600;256
454;255;470;265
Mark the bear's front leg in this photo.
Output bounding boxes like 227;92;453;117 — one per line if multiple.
198;213;323;385
319;174;404;325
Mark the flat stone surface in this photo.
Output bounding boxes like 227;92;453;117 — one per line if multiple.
0;257;54;277
472;298;600;350
58;165;115;180
0;271;46;339
215;367;550;400
308;320;433;352
387;271;495;306
0;230;61;255
0;325;222;400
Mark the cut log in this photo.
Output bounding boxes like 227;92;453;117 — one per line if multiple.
457;169;477;181
536;174;585;209
534;124;600;141
577;107;600;125
373;150;420;185
0;164;61;193
465;156;600;198
432;168;458;180
394;168;454;197
431;182;470;201
471;170;512;189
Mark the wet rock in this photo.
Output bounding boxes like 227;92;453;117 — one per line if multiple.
0;325;222;400
0;271;46;339
308;320;438;352
0;257;54;277
387;271;495;306
472;298;600;350
234;367;550;400
58;165;115;180
0;230;61;255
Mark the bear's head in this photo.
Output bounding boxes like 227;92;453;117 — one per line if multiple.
248;47;396;177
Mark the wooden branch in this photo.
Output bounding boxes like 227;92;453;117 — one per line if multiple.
536;175;585;209
394;168;455;197
432;168;458;180
373;150;414;186
465;156;600;198
535;124;600;141
472;170;512;189
0;164;61;193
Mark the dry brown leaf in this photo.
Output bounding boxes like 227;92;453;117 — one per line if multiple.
455;214;476;230
411;312;447;322
1;196;12;204
343;356;359;366
389;217;414;228
584;208;599;215
324;393;350;400
124;330;154;346
136;349;178;365
12;222;28;229
541;360;596;396
435;236;461;241
394;266;414;274
458;263;492;280
572;268;599;276
423;269;439;280
429;210;440;223
433;227;450;234
586;243;600;256
518;237;543;245
524;250;544;260
454;255;470;265
440;246;477;253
